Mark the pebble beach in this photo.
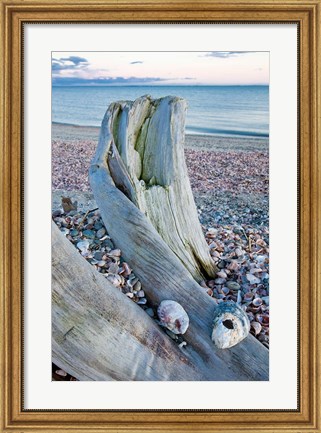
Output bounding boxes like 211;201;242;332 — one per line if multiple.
52;122;269;380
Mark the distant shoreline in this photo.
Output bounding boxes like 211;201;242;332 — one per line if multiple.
52;122;269;152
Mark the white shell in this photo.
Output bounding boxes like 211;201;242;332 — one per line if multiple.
211;302;250;349
157;300;189;335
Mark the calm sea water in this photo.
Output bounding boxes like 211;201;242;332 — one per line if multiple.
52;85;269;138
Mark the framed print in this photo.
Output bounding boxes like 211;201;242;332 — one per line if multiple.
0;1;320;432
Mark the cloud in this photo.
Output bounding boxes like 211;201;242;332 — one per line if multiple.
52;56;89;73
130;61;143;64
204;51;255;58
52;76;170;86
60;56;88;65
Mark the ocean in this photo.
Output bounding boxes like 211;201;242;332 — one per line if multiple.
52;85;269;139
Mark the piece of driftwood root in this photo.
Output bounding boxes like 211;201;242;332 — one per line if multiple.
76;95;269;380
92;95;217;282
52;222;205;381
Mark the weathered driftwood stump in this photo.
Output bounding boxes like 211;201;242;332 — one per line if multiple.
52;95;269;381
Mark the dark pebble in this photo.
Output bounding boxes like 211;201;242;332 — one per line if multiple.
83;229;95;239
94;251;104;260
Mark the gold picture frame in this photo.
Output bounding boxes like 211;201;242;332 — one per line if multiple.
0;1;320;431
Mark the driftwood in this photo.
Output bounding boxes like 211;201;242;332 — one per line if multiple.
52;95;269;381
52;222;206;381
52;220;268;381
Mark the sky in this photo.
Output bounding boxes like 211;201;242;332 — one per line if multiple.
52;51;269;86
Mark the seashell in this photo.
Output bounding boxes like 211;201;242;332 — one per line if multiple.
76;240;90;252
55;369;67;377
206;227;218;238
178;341;187;349
252;297;263;307
108;249;122;257
236;290;242;304
108;262;119;274
248;306;261;314
211;301;250;349
256;238;266;247
120;262;132;277
251;321;262;336
157;300;189;335
214;277;226;285
246;273;261;285
217;270;227;279
250;267;262;274
227;260;240;271
243;292;254;301
106;274;123;287
221;286;230;296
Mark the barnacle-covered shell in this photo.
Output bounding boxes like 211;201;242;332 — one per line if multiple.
211;301;250;349
157;300;189;335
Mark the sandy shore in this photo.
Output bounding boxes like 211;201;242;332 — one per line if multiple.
52;122;269;152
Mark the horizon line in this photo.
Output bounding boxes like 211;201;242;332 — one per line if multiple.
52;83;269;87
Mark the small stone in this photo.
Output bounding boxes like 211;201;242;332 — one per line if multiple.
235;248;243;257
83;229;95;239
52;210;62;217
146;308;154;317
165;329;178;340
133;281;141;291
108;262;119;274
94;251;104;261
217;270;227;279
214;277;226;285
94;222;103;230
70;229;79;237
103;239;114;249
246;273;261;285
137;290;145;298
137;297;147;305
226;281;241;291
96;228;106;239
218;260;227;269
